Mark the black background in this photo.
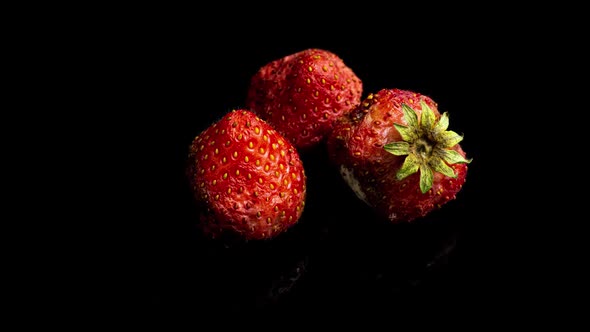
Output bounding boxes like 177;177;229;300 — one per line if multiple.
65;7;575;324
125;32;497;317
10;2;584;327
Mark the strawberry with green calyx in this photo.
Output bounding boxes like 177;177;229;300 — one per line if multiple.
327;88;471;223
186;110;307;241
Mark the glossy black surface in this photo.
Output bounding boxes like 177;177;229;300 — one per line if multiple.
150;143;473;315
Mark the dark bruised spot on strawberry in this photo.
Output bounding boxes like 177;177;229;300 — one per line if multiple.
383;101;472;193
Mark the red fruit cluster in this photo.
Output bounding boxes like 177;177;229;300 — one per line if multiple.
186;48;471;242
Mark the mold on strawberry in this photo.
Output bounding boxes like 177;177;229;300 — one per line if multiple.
327;88;471;223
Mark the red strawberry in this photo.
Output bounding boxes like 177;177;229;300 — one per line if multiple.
327;88;471;223
246;48;363;150
186;110;307;241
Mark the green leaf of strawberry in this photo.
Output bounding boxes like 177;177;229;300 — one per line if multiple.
384;101;472;193
383;101;471;193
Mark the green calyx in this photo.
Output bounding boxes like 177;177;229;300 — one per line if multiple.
383;101;472;193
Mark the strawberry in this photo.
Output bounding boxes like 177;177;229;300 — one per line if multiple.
326;88;471;223
186;110;307;241
246;48;363;150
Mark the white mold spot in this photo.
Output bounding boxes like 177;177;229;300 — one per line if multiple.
340;165;369;206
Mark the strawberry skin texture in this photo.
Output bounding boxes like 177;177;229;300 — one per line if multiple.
327;89;470;223
187;110;307;240
246;48;363;150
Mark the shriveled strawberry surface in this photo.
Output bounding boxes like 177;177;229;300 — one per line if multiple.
246;48;362;150
186;110;306;241
328;88;470;223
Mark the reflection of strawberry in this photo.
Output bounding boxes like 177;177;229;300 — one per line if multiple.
186;110;307;240
246;48;362;150
327;88;471;223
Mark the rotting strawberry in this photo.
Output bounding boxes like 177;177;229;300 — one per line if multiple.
327;88;471;223
246;48;363;150
186;110;307;241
